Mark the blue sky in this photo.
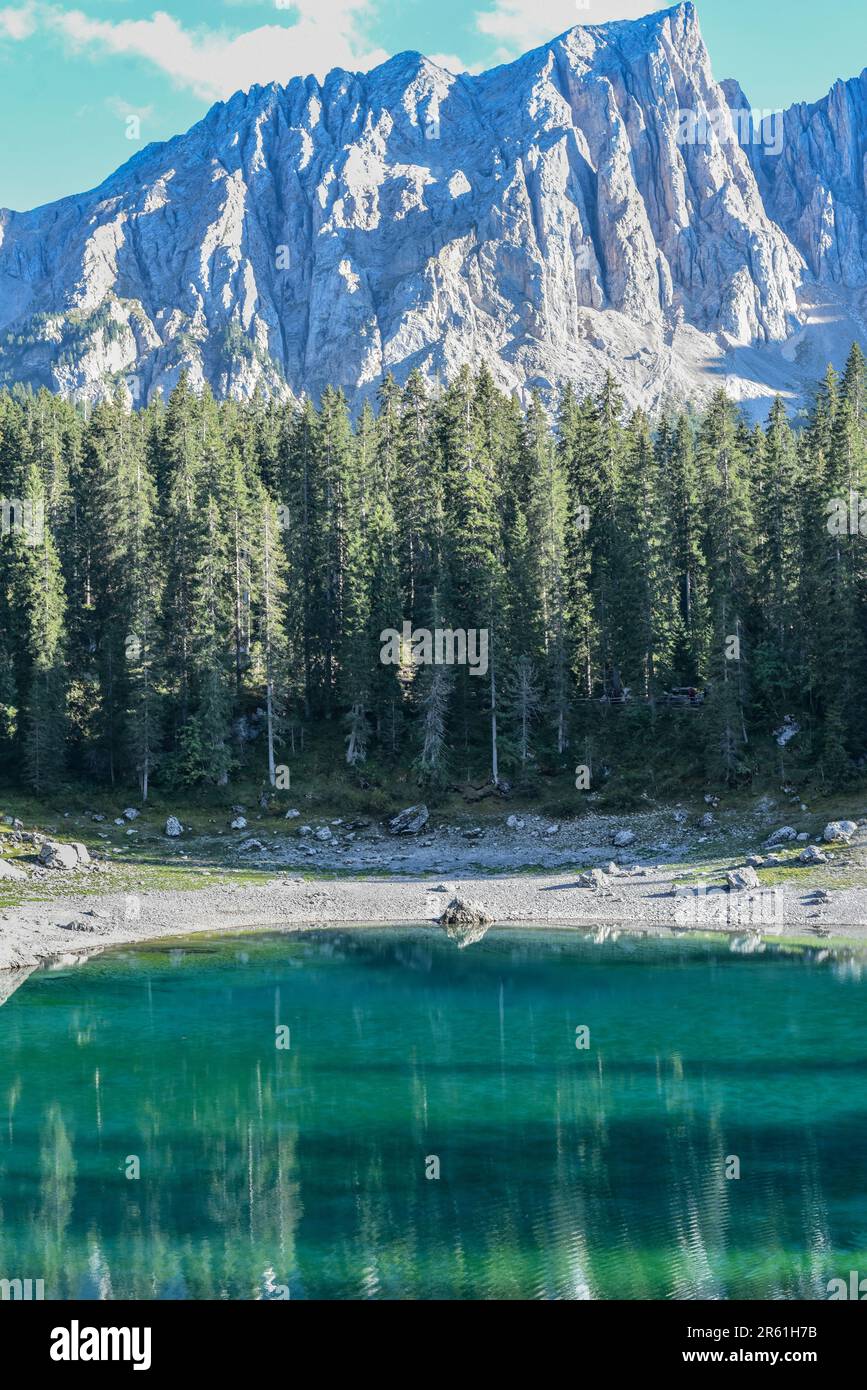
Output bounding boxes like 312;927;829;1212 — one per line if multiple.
1;0;866;212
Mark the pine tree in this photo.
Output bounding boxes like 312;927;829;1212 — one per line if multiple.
7;461;67;791
558;385;598;698
438;367;507;783
363;397;404;752
751;398;801;722
2;350;867;804
124;409;160;800
659;413;706;685
503;654;543;767
251;481;291;786
395;370;438;628
309;388;355;718
696;393;754;783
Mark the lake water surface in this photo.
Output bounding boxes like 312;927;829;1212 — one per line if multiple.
1;927;865;1300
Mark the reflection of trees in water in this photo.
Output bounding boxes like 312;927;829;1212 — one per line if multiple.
303;1057;852;1300
3;1062;303;1300
0;1067;853;1300
39;1105;76;1236
34;1105;77;1297
1;937;862;1300
275;1053;842;1300
133;1053;303;1300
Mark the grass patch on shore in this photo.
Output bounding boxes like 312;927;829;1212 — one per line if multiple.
3;774;867;917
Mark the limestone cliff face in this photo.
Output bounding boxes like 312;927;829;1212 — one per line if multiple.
731;69;867;289
0;2;854;415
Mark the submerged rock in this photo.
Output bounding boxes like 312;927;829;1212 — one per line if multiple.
730;934;766;955
438;897;494;946
439;896;493;927
441;920;492;949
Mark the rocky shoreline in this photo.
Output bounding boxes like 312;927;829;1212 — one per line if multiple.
4;802;867;992
2;860;867;980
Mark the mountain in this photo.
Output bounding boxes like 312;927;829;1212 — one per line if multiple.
0;3;863;415
730;70;867;288
723;68;867;384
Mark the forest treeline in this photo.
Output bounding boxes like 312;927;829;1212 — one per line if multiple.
1;347;867;801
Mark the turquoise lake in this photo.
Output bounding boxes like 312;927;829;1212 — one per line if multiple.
1;927;866;1300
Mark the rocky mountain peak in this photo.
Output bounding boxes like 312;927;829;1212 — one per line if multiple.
0;3;862;417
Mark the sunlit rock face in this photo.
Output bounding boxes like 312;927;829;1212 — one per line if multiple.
0;2;859;416
730;68;867;289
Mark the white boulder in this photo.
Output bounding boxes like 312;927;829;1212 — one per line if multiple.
726;866;759;891
823;821;857;844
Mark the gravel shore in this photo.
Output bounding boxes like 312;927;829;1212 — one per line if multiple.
2;865;866;983
5;800;867;996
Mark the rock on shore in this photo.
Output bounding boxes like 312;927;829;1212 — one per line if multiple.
438;896;495;948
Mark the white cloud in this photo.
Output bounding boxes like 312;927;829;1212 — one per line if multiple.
476;0;660;58
428;51;483;75
0;3;37;40
45;1;390;101
3;1;666;100
106;95;154;121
